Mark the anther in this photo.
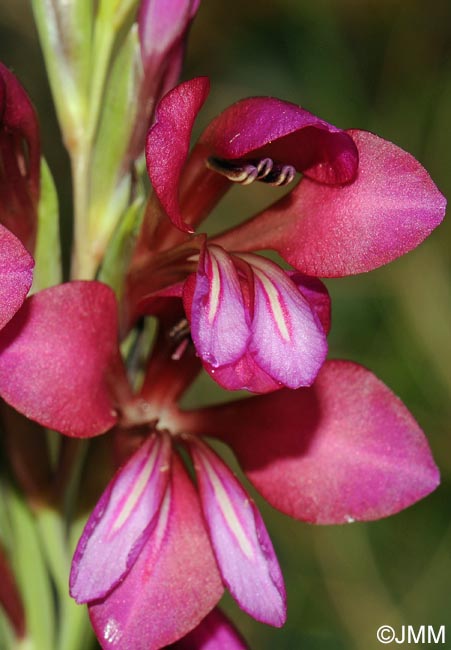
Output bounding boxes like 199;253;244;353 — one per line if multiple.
260;163;296;186
207;156;296;187
206;157;259;185
168;318;192;360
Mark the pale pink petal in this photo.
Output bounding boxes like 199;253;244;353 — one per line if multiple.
0;281;119;437
127;0;201;161
70;434;171;603
89;454;223;650
188;245;249;367
180;361;440;524
0;224;33;330
199;97;358;184
138;0;200;65
170;608;248;650
146;77;210;232
190;439;286;627
241;254;327;388
218;130;446;276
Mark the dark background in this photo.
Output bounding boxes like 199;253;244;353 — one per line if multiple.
1;1;450;648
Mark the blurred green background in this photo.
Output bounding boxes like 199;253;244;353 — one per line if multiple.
1;1;450;648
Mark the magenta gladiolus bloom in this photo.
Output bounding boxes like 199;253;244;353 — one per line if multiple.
129;76;446;394
0;273;442;647
0;74;445;649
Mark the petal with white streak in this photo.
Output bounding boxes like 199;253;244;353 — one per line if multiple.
243;254;327;387
70;434;171;603
189;245;249;367
190;439;286;627
89;455;223;649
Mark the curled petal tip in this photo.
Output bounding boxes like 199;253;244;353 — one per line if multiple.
146;77;210;232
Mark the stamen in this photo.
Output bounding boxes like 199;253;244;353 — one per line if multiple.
168;318;190;344
168;318;192;359
207;156;296;187
206;157;259;185
259;163;296;186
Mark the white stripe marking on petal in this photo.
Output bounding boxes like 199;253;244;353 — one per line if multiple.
207;252;221;323
252;268;290;341
200;454;254;559
112;440;160;532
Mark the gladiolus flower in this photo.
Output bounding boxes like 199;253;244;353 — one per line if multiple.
0;75;445;650
0;265;439;649
131;76;445;393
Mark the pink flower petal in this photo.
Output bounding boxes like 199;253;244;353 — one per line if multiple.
219;130;446;276
188;245;249;367
201;351;281;394
89;454;223;650
128;0;201;161
190;439;286;626
241;254;327;388
145;77;210;232
0;281;119;437
0;224;33;330
289;273;331;334
0;63;40;252
70;434;171;603
199;96;358;184
170;608;248;650
138;0;200;66
185;249;327;393
181;361;440;524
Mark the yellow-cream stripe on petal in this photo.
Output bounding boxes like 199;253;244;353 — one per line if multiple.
199;453;254;559
111;438;161;533
207;251;221;323
252;268;290;342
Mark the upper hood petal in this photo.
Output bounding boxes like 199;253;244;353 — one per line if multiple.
217;130;446;276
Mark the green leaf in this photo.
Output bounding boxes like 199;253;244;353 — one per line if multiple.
31;159;62;293
7;490;55;650
98;196;145;302
30;0;94;142
88;27;142;255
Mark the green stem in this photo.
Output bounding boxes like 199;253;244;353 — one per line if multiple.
7;490;55;650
